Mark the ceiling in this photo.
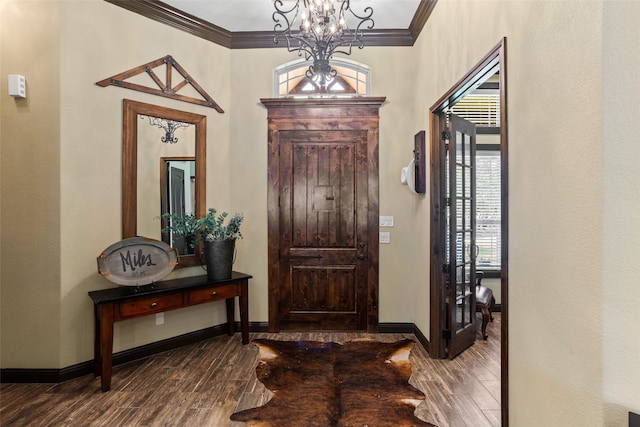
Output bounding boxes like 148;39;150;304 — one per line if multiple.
106;0;438;49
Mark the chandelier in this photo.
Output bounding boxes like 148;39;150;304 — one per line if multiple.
141;115;190;144
273;0;374;88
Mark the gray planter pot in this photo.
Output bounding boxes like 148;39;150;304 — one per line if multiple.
203;239;235;281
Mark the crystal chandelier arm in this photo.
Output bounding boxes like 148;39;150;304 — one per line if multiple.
344;1;374;28
272;0;297;36
328;2;374;55
273;0;317;60
275;31;317;62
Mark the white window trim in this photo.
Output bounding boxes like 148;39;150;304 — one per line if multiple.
273;58;371;98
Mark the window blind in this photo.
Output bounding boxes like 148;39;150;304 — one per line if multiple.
452;91;500;127
476;150;501;270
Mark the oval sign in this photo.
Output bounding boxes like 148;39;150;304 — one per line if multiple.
97;237;178;286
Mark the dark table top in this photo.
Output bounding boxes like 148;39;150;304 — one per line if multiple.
88;271;252;304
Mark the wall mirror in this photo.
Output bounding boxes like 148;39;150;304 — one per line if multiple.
122;99;206;268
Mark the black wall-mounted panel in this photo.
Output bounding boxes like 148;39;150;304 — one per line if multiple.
414;130;426;193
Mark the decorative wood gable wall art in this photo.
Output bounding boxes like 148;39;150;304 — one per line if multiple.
96;55;224;113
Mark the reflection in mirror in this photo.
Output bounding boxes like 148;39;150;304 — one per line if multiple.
144;116;191;144
122;99;206;268
160;158;196;255
137;118;195;241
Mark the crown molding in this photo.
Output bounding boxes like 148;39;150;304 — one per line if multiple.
410;0;439;42
105;0;438;49
230;31;279;50
105;0;232;48
230;29;418;50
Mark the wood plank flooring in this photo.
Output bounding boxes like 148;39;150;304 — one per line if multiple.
0;314;500;427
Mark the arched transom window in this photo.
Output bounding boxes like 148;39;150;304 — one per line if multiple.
274;58;370;97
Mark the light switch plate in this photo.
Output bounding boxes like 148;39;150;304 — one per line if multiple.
379;232;390;243
379;216;394;227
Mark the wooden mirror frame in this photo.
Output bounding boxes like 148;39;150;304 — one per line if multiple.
122;99;206;268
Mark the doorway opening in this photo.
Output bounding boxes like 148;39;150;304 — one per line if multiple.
428;38;509;426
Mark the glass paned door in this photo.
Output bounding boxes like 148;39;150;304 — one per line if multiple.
446;113;478;359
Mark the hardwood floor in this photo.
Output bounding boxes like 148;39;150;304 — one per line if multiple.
0;314;500;427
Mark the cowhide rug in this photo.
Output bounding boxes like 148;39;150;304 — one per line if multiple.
230;338;436;427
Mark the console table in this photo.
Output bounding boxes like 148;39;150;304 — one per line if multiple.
88;271;252;391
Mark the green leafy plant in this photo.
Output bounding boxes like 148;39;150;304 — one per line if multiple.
159;212;199;253
197;208;244;242
160;212;199;237
159;208;244;244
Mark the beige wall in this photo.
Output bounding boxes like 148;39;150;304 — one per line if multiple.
1;0;62;368
2;0;639;425
602;1;640;423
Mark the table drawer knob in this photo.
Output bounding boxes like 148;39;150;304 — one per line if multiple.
150;302;158;308
211;291;217;296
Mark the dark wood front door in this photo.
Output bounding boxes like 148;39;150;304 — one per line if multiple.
278;130;368;330
262;98;385;332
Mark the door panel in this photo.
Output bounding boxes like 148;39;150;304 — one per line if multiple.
289;141;356;248
278;131;368;330
447;113;477;359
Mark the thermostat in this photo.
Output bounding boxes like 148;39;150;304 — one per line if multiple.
8;75;26;98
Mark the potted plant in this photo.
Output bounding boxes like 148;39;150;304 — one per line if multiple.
197;208;244;281
160;212;199;255
197;208;244;242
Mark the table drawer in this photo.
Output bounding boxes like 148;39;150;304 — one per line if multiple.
189;284;238;304
119;294;183;318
